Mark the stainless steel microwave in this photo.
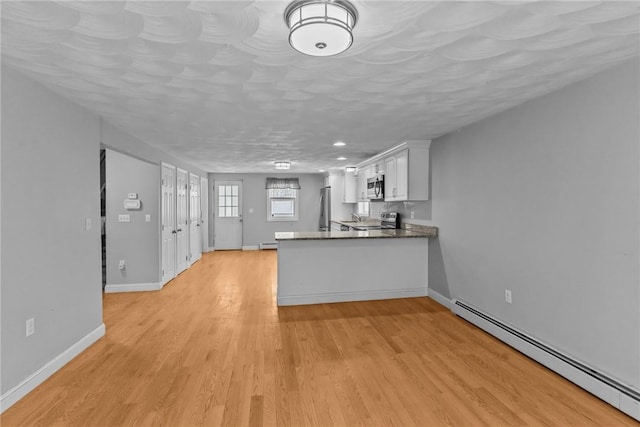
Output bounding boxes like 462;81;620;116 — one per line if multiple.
366;175;384;200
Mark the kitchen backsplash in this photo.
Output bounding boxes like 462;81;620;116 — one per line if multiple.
369;200;433;224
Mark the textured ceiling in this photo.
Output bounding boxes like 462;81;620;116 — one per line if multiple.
2;1;639;173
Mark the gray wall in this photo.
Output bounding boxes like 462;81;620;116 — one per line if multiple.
208;173;324;247
101;121;206;178
428;59;639;388
1;66;103;393
105;149;160;285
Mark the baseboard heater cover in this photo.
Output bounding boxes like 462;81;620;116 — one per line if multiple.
260;242;278;250
452;299;640;421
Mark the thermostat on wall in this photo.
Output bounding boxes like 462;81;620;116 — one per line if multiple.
124;199;141;210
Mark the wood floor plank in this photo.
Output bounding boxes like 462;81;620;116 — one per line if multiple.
2;251;637;426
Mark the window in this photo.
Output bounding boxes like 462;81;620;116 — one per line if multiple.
356;201;370;217
267;188;299;221
218;184;239;217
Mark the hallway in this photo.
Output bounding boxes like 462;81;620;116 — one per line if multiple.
2;251;635;426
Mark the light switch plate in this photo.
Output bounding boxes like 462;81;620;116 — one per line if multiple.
85;218;92;230
26;318;35;337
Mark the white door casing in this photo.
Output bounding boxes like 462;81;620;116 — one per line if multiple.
176;168;189;274
189;173;202;264
214;180;243;250
200;177;209;253
161;163;176;284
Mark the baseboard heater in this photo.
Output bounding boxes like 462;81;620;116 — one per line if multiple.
452;299;640;421
259;242;278;250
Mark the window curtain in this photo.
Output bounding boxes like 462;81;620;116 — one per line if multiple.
265;177;301;189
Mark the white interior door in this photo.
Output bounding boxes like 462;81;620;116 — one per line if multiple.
189;173;202;264
176;168;189;274
214;180;243;250
161;164;176;284
200;177;209;253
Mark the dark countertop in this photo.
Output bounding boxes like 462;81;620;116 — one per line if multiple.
275;227;437;241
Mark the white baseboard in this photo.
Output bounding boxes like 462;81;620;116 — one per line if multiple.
104;282;162;293
0;323;106;413
208;247;215;252
242;245;259;251
452;300;640;422
427;288;454;310
277;287;428;306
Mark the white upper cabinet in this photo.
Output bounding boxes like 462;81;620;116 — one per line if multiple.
356;164;370;201
357;140;430;202
384;156;396;200
385;149;408;201
343;171;357;203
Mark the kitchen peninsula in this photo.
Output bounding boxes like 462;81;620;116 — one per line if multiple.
275;225;437;306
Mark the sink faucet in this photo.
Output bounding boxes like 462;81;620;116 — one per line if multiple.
351;213;362;222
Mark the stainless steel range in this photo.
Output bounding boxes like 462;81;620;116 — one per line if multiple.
380;212;400;229
349;211;399;231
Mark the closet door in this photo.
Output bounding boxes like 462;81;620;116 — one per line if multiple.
176;168;189;275
161;163;176;284
189;173;202;264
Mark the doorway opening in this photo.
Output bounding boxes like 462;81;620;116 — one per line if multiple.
100;149;106;290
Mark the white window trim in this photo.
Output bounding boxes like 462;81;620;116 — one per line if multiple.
267;189;299;222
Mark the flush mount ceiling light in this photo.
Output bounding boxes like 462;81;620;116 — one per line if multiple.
274;161;291;170
345;166;356;173
284;0;358;57
337;156;347;161
333;141;346;147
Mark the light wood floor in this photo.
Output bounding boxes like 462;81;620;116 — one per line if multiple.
3;251;636;426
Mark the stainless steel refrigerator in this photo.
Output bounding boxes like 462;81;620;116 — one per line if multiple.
319;186;331;231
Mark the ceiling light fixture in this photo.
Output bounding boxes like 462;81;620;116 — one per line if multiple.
333;141;346;147
284;0;358;57
337;156;347;161
345;166;356;173
274;161;291;170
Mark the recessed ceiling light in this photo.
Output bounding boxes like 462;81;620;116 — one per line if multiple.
333;141;346;147
337;156;347;161
274;161;291;170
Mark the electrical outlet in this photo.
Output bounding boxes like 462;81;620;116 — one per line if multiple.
505;289;512;304
26;318;35;337
119;260;126;270
145;214;151;222
85;218;92;231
